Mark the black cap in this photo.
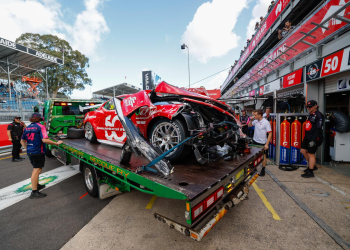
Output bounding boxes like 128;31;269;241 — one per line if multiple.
306;100;317;107
14;116;21;119
30;112;42;119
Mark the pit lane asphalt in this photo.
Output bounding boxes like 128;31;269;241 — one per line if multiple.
0;153;112;250
1;153;350;250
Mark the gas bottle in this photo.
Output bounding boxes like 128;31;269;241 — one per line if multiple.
280;117;290;164
300;119;308;165
269;118;273;158
290;117;301;164
273;118;276;161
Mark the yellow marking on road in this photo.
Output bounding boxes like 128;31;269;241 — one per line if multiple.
252;181;281;220
0;153;26;161
146;195;157;209
340;201;350;209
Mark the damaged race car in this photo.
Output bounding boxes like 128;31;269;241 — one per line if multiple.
83;81;248;176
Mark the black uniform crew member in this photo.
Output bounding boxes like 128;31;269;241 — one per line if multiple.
21;112;64;198
239;110;249;135
248;109;272;177
7;116;26;162
300;100;324;178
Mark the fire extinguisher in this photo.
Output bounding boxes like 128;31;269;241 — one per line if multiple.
290;117;301;164
269;118;273;159
280;117;290;164
300;119;308;165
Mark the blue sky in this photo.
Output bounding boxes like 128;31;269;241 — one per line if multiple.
1;0;272;98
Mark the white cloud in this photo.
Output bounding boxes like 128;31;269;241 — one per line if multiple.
0;0;109;58
192;70;229;90
246;0;271;39
72;0;110;58
181;0;248;64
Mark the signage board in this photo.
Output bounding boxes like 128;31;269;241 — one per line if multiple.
283;68;303;88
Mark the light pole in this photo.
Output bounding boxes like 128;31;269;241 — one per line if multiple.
181;43;190;88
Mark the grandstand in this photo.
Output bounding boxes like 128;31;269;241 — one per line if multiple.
0;36;63;122
220;0;350;100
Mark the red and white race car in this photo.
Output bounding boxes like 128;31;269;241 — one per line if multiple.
83;81;245;163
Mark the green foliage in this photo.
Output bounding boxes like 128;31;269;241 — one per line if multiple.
16;33;92;98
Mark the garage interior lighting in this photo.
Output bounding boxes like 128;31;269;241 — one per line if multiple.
342;94;346;95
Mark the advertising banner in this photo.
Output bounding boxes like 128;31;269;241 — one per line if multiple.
283;68;303;88
249;89;256;98
222;0;350;98
306;59;323;81
0;37;63;64
142;71;153;90
306;46;350;82
221;0;291;91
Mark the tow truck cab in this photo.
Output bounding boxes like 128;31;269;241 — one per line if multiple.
43;99;102;136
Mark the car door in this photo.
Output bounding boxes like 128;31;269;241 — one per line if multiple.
97;100;126;147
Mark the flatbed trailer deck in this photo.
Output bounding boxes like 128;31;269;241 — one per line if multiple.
49;137;264;241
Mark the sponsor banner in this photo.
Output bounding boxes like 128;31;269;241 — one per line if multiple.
249;89;256;98
283;68;303;88
0;36;62;64
207;89;221;99
222;0;350;98
337;78;350;90
254;87;260;97
259;86;264;96
142;71;153;90
306;46;350;82
221;0;291;91
306;59;323;81
263;78;283;95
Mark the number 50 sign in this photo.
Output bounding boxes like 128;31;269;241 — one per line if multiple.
321;50;344;77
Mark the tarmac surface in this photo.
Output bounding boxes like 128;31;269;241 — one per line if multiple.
0;152;350;250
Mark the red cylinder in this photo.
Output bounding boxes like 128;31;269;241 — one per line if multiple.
291;117;301;164
280;117;290;164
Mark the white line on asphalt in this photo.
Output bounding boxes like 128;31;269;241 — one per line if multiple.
315;176;350;199
0;164;79;211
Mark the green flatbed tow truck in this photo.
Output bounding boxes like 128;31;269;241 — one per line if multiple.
43;98;264;241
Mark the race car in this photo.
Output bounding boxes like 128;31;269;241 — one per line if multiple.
83;81;246;165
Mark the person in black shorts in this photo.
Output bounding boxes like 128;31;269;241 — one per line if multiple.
239;110;249;135
21;112;63;198
300;100;324;178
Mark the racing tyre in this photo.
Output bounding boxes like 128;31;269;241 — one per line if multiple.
84;122;98;142
83;163;98;197
67;127;85;139
149;118;190;162
329;110;350;133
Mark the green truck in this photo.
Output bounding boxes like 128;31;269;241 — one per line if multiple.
43;98;264;241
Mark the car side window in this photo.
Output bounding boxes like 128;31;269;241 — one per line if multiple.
103;101;114;110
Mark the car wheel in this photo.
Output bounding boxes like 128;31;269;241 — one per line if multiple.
83;163;98;197
67;127;85;139
85;122;98;142
45;148;54;158
149;118;189;162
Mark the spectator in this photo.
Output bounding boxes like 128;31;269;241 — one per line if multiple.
247;39;251;45
255;22;260;31
240;50;244;56
263;107;272;121
240;110;249;135
268;1;275;13
244;46;247;51
234;60;238;66
278;20;295;40
260;16;265;25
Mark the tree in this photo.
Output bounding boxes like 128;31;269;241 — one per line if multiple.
16;33;92;98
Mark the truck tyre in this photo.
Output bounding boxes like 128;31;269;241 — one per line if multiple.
45;148;54;158
67;127;85;139
83;164;98;197
84;122;98;142
149;118;190;162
